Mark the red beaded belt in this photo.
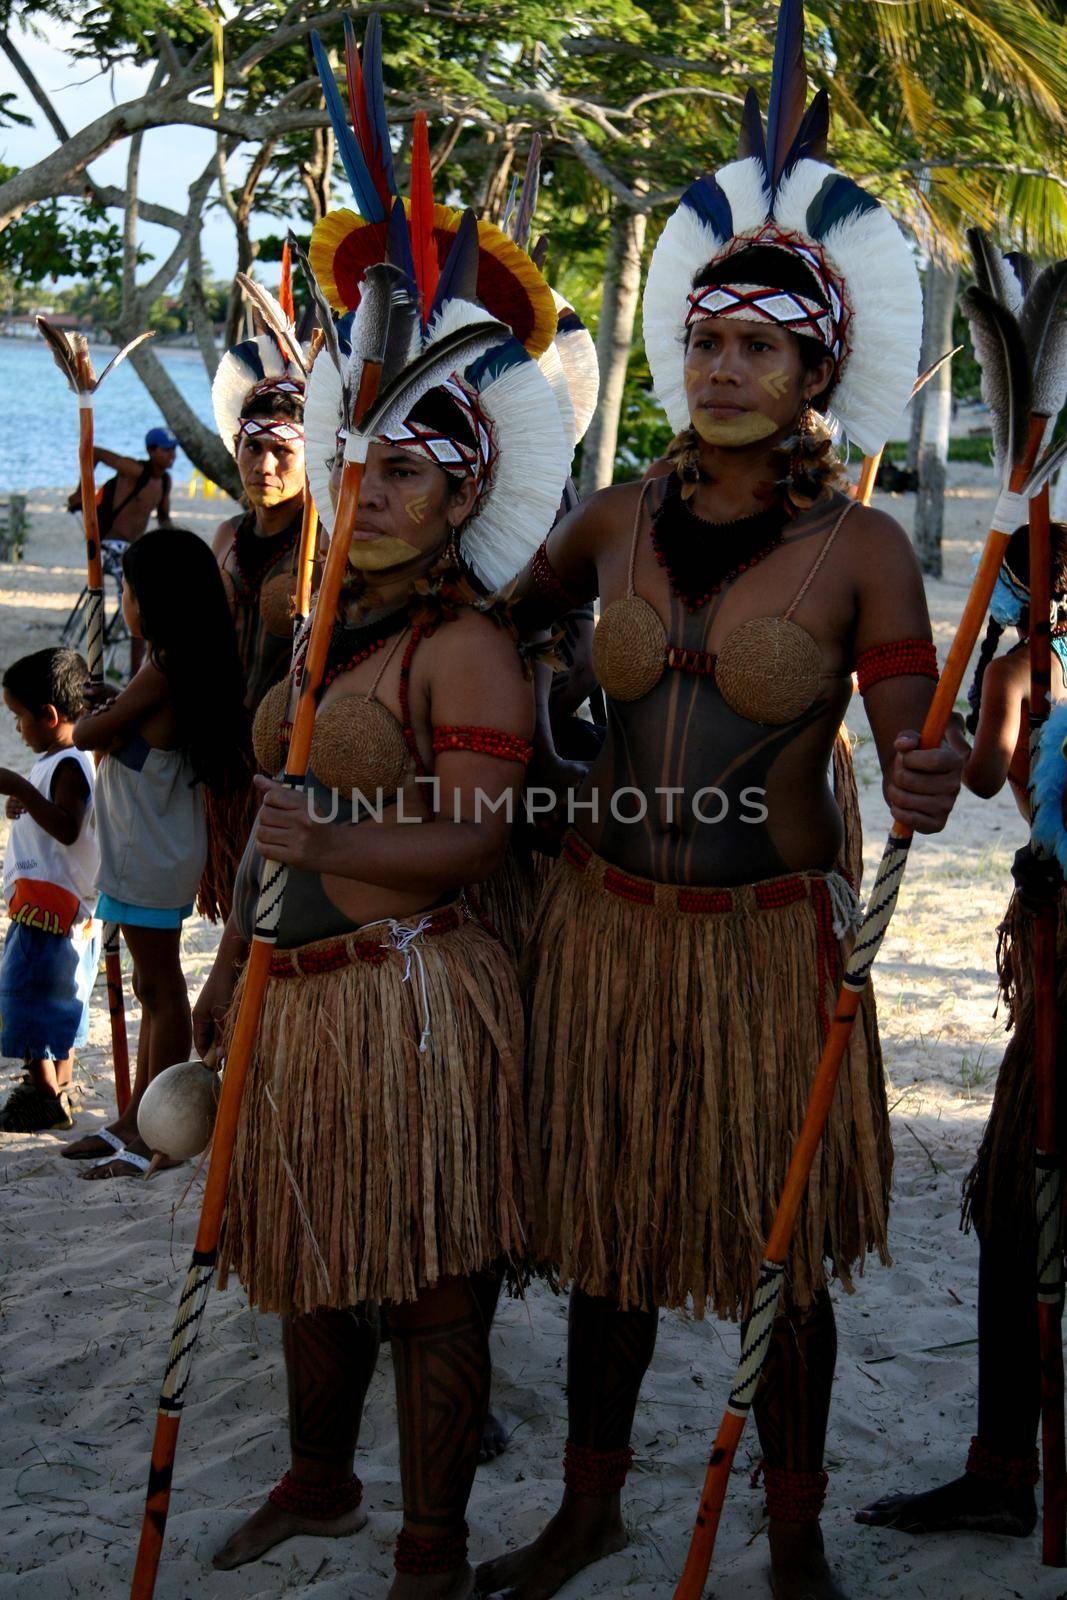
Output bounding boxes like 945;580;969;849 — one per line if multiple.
268;904;465;979
561;830;831;916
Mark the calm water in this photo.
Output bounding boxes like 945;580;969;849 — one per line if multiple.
0;338;216;491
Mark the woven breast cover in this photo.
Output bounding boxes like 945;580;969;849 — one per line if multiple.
309;695;411;794
592;596;667;702
251;677;291;773
714;616;823;725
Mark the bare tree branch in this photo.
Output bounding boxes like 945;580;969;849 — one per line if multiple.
0;28;71;143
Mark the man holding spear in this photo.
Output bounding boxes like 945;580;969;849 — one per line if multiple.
475;4;965;1598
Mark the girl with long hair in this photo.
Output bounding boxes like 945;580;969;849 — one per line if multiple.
63;527;247;1178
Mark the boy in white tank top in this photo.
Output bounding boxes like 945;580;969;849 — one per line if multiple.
0;648;99;1132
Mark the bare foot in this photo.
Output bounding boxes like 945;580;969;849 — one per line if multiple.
388;1566;475;1599
769;1521;848;1600
62;1120;137;1159
212;1495;368;1569
478;1411;509;1465
856;1473;1036;1537
475;1494;627;1598
80;1136;181;1180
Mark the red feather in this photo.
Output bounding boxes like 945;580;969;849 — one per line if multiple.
410;112;439;325
345;20;391;213
279;240;294;324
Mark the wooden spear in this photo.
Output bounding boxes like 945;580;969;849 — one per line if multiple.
128;272;501;1599
673;411;1050;1600
36;319;153;1117
1026;477;1066;1565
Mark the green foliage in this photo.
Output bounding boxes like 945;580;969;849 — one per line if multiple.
0;165;136;286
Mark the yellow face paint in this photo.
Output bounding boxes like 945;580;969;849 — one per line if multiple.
404;492;431;525
691;410;778;446
759;370;790;398
347;535;423;571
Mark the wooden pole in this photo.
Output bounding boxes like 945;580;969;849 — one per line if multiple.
128;413;375;1600
673;413;1050;1600
293;329;325;641
1027;479;1066;1566
72;341;132;1117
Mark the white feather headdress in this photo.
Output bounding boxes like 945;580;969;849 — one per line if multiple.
641;0;922;457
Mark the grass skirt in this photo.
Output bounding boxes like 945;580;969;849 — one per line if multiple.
523;836;890;1318
963;888;1067;1243
218;907;531;1313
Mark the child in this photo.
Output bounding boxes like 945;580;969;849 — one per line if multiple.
859;522;1067;1537
0;648;99;1132
63;528;247;1178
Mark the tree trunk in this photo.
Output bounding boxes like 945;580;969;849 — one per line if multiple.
186;235;219;381
914;258;958;579
127;342;241;497
578;207;648;495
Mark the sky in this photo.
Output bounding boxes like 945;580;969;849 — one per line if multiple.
1;17;288;286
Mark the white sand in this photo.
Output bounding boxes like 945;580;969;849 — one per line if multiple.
1;479;1063;1599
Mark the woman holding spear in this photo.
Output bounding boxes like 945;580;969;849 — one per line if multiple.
130;44;571;1586
475;4;965;1598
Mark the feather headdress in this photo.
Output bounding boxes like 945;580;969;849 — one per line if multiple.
301;22;570;591
960;229;1067;531
307;20;555;362
211;277;308;458
641;0;922;456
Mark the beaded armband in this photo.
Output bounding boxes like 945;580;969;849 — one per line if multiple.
432;725;534;765
855;637;938;696
530;540;588;612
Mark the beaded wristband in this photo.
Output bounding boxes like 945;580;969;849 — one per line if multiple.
432;725;534;765
394;1523;469;1575
563;1440;634;1497
267;1470;363;1520
966;1435;1039;1488
761;1464;829;1523
855;637;938;696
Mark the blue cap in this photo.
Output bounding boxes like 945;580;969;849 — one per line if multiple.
145;426;178;451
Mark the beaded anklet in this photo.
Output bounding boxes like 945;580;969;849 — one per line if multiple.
966;1436;1039;1489
267;1470;363;1520
563;1441;634;1497
394;1523;469;1575
761;1464;829;1523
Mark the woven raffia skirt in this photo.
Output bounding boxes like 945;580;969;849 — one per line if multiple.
522;832;891;1319
963;888;1067;1244
217;904;531;1314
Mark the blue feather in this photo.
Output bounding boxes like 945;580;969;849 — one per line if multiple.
386;198;419;305
310;30;386;223
766;0;807;187
463;336;527;392
429;209;480;321
361;14;397;202
806;172;877;239
681;174;736;240
1031;703;1067;876
779;87;829;180
736;87;768;171
232;339;266;381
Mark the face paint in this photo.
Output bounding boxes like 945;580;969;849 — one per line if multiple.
347;535;424;572
691;410;778;446
405;493;431;526
759;370;791;398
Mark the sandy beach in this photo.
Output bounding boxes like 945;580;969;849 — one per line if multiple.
1;477;1063;1600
